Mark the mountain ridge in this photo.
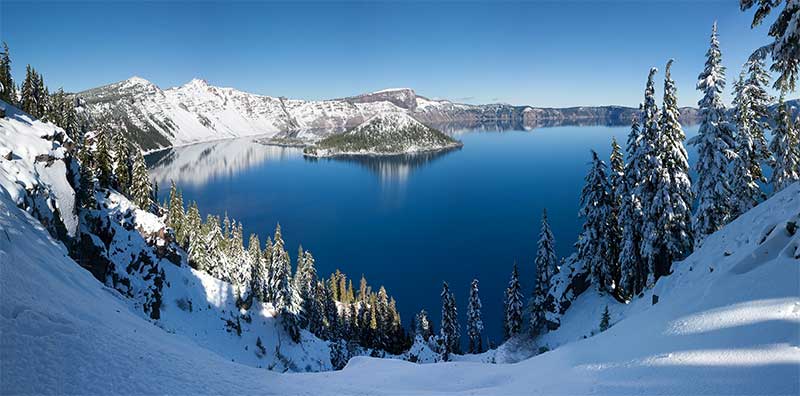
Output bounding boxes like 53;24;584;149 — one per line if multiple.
74;76;701;152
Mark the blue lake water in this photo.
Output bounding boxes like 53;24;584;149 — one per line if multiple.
148;124;699;346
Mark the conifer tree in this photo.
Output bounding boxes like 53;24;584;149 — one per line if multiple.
297;250;319;330
167;182;185;244
20;65;37;117
184;202;202;249
741;0;799;91
577;151;617;292
415;309;434;341
769;94;800;193
731;70;767;217
466;278;483;354
94;132;113;188
324;279;340;340
689;22;738;246
130;146;152;210
599;305;611;332
503;263;523;340
113;132;131;195
376;286;391;350
248;233;270;304
269;224;300;342
643;60;694;285
737;58;773;178
531;209;557;336
619;116;645;298
0;42;15;104
439;282;459;359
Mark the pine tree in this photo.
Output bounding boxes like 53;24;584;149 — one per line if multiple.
741;0;800;91
248;233;270;304
503;263;523;340
738;58;773;178
0;42;15;104
531;209;557;337
731;69;767;217
203;215;224;277
324;279;339;340
619;116;645;298
113;132;131;195
689;22;738;246
270;224;300;342
642;60;694;286
415;309;434;340
184;202;202;250
439;282;459;359
466;278;483;354
76;142;96;209
130;146;152;210
167;182;185;244
599;305;611;332
769;94;800;193
20;65;37;117
94;132;113;188
298;250;319;330
577;151;617;292
376;286;391;350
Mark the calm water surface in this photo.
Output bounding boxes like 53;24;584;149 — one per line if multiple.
148;124;699;345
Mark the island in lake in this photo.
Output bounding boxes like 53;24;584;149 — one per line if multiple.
303;112;463;157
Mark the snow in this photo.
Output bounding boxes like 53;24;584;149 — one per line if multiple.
2;98;799;394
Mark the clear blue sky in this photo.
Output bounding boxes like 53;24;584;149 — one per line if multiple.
1;1;780;107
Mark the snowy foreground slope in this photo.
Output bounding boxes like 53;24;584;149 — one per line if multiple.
2;151;798;396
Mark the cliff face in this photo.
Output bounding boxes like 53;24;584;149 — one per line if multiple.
75;78;701;151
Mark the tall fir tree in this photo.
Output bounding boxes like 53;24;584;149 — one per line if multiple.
466;278;483;354
415;309;434;340
739;58;773;177
94;132;113;188
20;65;37;117
0;42;15;104
439;282;459;359
643;60;694;286
166;181;185;243
269;224;301;342
531;209;557;337
503;263;523;340
183;202;202;250
130;146;152;210
324;279;340;340
730;69;767;217
618;116;645;298
112;132;131;195
769;94;800;193
689;22;738;246
740;0;799;92
577;151;617;293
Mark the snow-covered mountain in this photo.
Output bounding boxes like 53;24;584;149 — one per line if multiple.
303;112;462;157
75;78;700;152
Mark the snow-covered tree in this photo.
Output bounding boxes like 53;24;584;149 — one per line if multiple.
130;146;152;210
439;282;459;359
531;209;557;337
112;132;130;195
689;22;738;246
577;150;617;293
415;309;434;341
166;182;185;243
466;278;483;353
737;58;774;174
324;279;339;340
770;94;800;192
619;116;645;298
731;70;767;217
642;60;694;286
94;131;113;189
0;42;16;105
503;263;523;340
741;0;800;91
269;224;301;342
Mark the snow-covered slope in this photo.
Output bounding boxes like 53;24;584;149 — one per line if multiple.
3;118;797;396
77;78;700;152
303;112;462;157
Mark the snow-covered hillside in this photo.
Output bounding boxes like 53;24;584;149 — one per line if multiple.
303;113;463;157
76;77;699;152
3;111;797;396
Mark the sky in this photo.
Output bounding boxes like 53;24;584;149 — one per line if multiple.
1;1;785;108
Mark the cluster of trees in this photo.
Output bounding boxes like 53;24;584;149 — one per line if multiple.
577;20;798;305
164;188;410;352
0;43;82;140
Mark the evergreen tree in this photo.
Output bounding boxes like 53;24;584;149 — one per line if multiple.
130;146;152;210
503;263;523;340
269;224;300;342
20;65;37;117
619;116;645;298
689;22;738;246
769;94;800;192
738;58;773;178
643;60;694;286
439;282;459;359
94;132;113;188
298;250;319;330
112;132;131;194
376;286;391;350
731;69;767;217
184;202;202;250
577;151;617;292
324;279;340;340
741;0;800;91
167;182;185;244
76;143;96;210
599;305;611;332
415;309;434;341
466;278;483;354
248;233;270;304
531;209;557;337
0;42;15;104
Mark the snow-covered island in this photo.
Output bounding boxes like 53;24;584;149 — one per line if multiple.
303;112;463;157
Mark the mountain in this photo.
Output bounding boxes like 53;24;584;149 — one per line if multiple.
2;98;798;394
303;113;462;157
75;77;701;152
